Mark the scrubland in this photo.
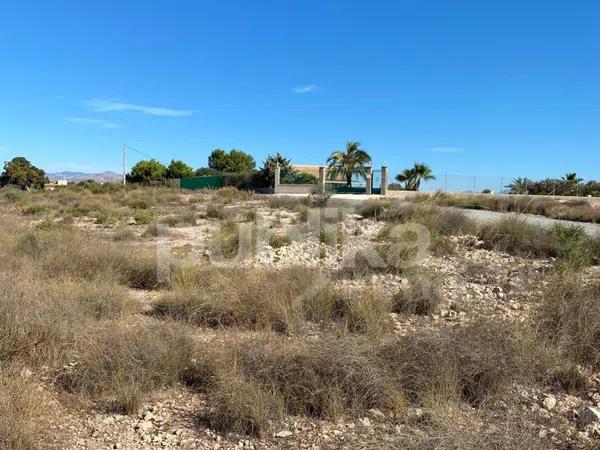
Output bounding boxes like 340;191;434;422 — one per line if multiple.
1;185;600;449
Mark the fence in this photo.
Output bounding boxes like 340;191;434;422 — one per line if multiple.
180;176;224;190
411;174;522;194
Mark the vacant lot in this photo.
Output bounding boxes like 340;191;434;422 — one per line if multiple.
1;185;600;449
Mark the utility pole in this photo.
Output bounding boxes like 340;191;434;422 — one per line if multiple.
122;143;127;186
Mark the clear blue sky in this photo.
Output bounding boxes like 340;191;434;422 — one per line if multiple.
1;0;599;183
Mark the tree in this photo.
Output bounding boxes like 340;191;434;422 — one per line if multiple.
165;159;194;179
261;152;293;187
194;167;219;176
0;157;47;189
562;172;583;184
207;149;228;172
326;141;371;187
127;159;167;183
395;168;417;190
394;163;436;191
208;149;255;173
505;177;531;194
412;162;436;190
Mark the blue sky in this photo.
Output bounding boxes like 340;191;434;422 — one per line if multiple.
1;0;600;183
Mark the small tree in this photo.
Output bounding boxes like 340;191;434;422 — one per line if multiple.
327;141;371;187
0;157;47;189
395;163;435;191
261;152;293;186
165;159;194;179
208;149;255;173
127;159;167;183
395;168;417;190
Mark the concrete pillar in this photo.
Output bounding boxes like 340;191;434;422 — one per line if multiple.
381;166;388;196
365;173;372;195
318;166;327;195
274;165;281;193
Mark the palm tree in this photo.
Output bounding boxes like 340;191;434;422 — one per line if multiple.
412;162;436;190
395;168;417;190
505;177;530;194
395;163;436;191
561;172;583;184
327;141;372;187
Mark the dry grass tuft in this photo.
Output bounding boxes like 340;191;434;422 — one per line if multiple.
57;322;194;414
392;272;443;315
0;368;41;450
537;274;600;369
154;267;323;333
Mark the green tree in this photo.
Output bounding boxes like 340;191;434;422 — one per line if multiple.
395;163;435;191
207;149;228;172
326;141;371;187
505;177;531;194
194;167;219;176
208;149;255;173
562;172;583;184
127;159;167;183
165;159;194;179
0;157;47;189
395;168;417;190
261;152;293;186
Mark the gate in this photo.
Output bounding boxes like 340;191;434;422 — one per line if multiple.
371;170;382;194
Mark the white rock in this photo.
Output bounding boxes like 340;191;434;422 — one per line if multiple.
359;417;372;427
542;395;557;410
274;430;293;438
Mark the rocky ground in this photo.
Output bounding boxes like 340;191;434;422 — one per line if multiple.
22;195;600;449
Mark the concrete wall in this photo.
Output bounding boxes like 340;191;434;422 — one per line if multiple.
274;184;316;194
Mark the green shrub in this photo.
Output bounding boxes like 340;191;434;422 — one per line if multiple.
22;205;49;215
268;233;292;248
134;210;155;225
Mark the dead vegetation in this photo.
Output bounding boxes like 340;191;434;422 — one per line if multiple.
1;186;599;448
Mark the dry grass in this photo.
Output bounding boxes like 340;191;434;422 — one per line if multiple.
537;274;600;369
154;267;323;333
212;187;254;204
417;192;600;224
0;368;41;450
268;233;292;248
183;318;556;437
392;272;443;315
478;218;600;270
57;322;194;414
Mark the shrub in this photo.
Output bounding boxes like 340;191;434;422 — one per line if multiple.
212;186;253;204
205;204;235;220
57;322;194;414
478;218;554;257
22;205;49;215
537;274;600;369
0;369;41;450
134;210;155;225
208;375;283;437
268;233;292;248
392;273;443;315
318;227;345;246
548;224;594;271
357;199;390;219
378;321;550;407
153;267;321;333
305;286;393;335
112;227;136;241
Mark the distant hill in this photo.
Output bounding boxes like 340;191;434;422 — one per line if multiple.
46;171;122;183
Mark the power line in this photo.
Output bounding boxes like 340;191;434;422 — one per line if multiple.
124;144;156;160
122;143;159;186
